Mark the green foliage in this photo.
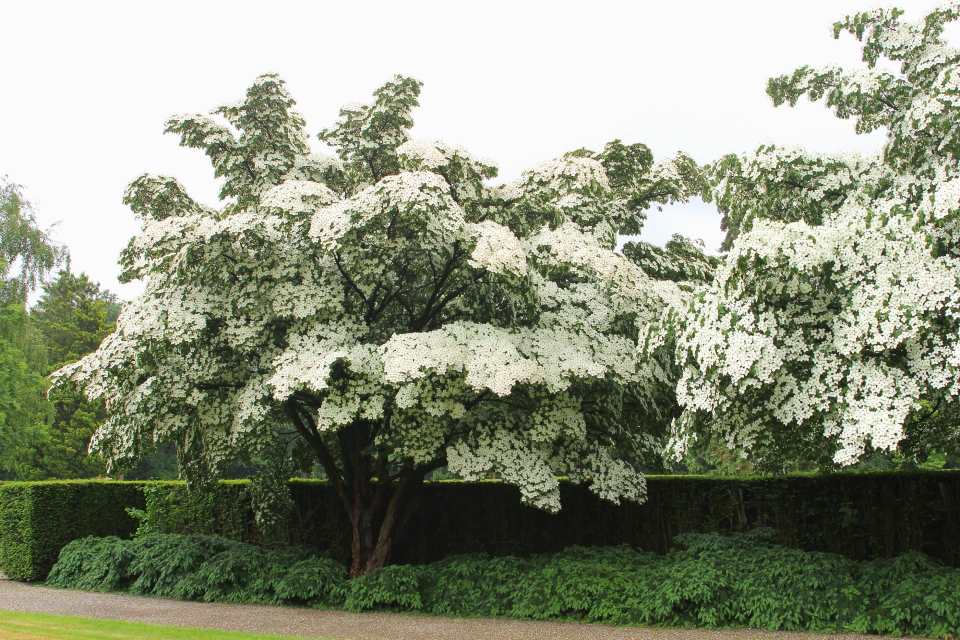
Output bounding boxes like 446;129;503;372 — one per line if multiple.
45;530;960;638
851;552;960;638
668;529;859;631
341;533;960;637
0;302;50;479
171;544;285;603
31;271;120;370
344;564;423;612
318;74;423;189
419;554;532;617
509;546;658;623
0;179;64;303
127;534;243;598
48;533;347;608
0;483;33;578
272;555;348;606
0;480;143;580
29;270;120;479
6;473;960;583
46;536;135;591
127;483;250;540
0;268;121;481
622;235;719;287
0;184;66;482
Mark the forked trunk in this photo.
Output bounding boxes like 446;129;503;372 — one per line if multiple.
349;515;395;576
347;471;419;577
287;408;426;577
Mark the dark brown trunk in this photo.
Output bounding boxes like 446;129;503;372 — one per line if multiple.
347;470;420;576
349;508;374;577
287;406;426;577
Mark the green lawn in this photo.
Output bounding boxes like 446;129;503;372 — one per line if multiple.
0;611;327;640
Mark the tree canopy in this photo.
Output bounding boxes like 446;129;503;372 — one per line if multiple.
0;266;120;480
54;74;711;573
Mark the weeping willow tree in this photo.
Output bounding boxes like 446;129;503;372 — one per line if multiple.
0;180;64;304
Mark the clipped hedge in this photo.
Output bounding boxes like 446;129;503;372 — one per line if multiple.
46;530;960;638
140;471;960;568
0;480;144;581
3;471;960;580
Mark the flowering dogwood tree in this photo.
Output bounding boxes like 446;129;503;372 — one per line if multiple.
658;3;960;470
53;74;708;574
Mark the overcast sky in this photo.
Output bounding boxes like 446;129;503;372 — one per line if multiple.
1;0;945;300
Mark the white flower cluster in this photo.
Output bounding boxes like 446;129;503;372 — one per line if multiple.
260;180;338;214
522;156;611;192
668;4;960;468
381;321;640;399
464;221;527;276
673;189;960;465
308;171;463;250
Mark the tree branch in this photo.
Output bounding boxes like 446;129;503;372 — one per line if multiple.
284;402;350;514
333;252;368;310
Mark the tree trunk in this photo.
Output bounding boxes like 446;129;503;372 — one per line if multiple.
347;471;419;577
285;407;425;577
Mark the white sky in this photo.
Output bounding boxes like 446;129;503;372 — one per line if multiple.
0;0;945;300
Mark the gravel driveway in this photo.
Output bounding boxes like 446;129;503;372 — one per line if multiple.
0;579;916;640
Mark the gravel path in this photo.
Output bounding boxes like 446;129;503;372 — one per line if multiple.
0;579;913;640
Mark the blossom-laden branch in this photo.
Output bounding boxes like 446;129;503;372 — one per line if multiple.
663;2;960;471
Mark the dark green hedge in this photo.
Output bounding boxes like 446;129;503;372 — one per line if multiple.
3;471;960;580
393;471;960;567
0;481;145;581
292;471;960;567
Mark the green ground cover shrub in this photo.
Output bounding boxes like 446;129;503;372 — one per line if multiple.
47;533;347;607
850;552;960;638
46;530;960;637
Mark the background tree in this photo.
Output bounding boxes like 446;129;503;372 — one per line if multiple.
0;302;49;479
30;271;120;478
0;180;63;478
657;3;960;471
1;180;64;304
55;74;711;574
0;180;129;479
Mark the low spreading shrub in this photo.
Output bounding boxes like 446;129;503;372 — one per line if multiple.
273;555;349;606
46;536;135;592
128;534;243;598
511;545;666;623
45;530;960;638
47;533;347;608
420;554;534;617
850;552;960;638
345;564;423;612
